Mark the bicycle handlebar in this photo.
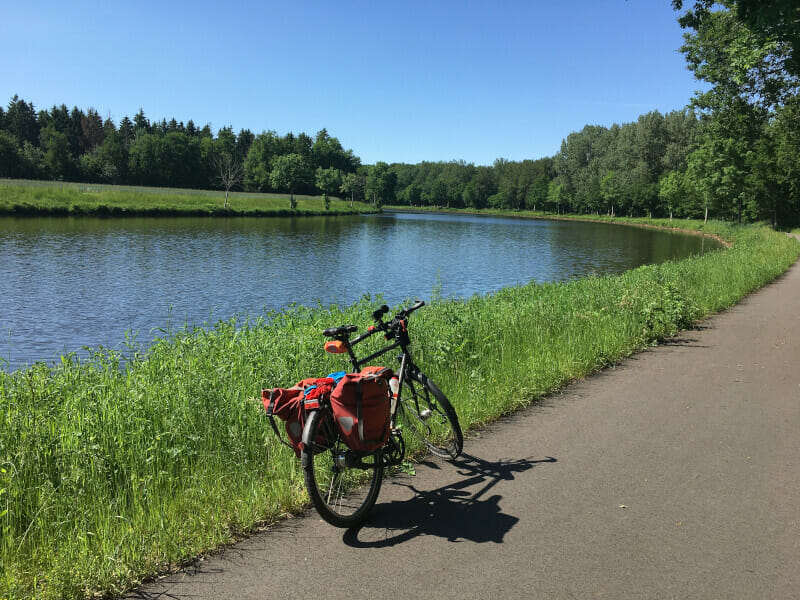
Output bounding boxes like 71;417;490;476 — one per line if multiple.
397;300;425;317
325;300;425;346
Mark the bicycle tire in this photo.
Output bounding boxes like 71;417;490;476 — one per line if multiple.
301;409;384;528
397;370;463;460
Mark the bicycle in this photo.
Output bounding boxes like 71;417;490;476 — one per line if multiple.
301;300;463;527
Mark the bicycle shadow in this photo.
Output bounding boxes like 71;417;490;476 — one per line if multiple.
342;453;556;548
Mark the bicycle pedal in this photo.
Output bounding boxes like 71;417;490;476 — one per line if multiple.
419;408;433;419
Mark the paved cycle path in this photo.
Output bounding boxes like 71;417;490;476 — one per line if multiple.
131;251;800;600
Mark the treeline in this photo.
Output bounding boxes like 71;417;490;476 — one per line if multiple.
387;109;699;218
0;99;369;204
0;96;698;217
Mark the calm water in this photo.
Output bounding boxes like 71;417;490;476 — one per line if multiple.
0;212;714;370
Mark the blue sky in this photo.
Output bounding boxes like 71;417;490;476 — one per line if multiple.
1;1;701;165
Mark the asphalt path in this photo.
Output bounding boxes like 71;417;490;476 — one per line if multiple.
130;247;800;600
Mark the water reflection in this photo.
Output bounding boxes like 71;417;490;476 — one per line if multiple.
0;212;714;370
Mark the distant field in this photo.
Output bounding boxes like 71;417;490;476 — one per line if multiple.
0;178;378;216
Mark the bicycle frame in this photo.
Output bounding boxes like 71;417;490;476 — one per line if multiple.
327;303;422;426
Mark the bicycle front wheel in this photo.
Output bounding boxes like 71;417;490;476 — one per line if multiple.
301;409;384;528
397;370;463;460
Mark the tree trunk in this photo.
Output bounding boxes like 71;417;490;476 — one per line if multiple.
224;190;229;209
772;198;777;228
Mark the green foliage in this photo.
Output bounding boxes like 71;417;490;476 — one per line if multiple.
0;131;22;178
270;153;310;209
674;0;800;79
640;281;695;343
547;180;568;213
659;169;703;219
365;161;397;207
525;174;549;210
315;166;342;209
680;8;797;111
81;129;126;183
601;171;622;215
19;142;46;179
387;110;702;220
311;128;359;173
339;171;365;204
674;2;800;228
3;36;796;225
391;159;555;211
242;130;281;191
39;125;73;180
127;133;162;186
770;96;800;225
5;95;39;146
550;111;700;218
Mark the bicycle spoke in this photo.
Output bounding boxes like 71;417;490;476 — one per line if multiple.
397;370;463;460
302;410;384;527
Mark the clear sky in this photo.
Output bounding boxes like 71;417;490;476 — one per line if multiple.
1;0;701;165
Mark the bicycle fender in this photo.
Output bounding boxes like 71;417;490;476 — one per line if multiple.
300;410;319;468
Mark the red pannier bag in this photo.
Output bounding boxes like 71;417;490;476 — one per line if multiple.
330;366;393;453
262;377;326;457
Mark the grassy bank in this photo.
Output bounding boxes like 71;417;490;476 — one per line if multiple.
0;179;377;217
1;220;798;599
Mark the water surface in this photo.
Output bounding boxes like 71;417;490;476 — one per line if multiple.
0;212;714;370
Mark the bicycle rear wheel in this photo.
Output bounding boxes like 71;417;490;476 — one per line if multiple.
301;409;384;528
397;369;463;460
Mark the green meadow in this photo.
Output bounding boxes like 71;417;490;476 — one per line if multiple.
0;179;377;217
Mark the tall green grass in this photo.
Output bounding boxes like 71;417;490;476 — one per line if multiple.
0;179;377;217
1;221;798;599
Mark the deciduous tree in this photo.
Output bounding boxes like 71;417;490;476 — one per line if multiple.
270;153;309;209
214;153;244;208
366;162;397;207
339;171;365;206
315;166;341;210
